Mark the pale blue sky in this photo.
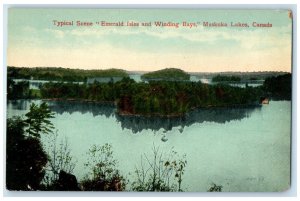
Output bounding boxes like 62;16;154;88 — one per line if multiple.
7;9;292;72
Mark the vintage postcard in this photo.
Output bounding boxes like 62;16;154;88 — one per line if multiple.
6;8;292;192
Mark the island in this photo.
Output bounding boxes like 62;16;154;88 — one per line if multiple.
141;68;190;81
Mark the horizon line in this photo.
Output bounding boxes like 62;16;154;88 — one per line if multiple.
7;66;291;74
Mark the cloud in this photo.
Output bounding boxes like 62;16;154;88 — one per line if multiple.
7;39;292;73
45;29;65;39
43;23;291;53
9;22;291;72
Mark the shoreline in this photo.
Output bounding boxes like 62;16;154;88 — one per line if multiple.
42;98;116;105
40;98;262;118
117;103;262;118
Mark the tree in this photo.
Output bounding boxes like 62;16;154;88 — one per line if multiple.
7;80;30;100
207;183;223;192
43;131;77;188
263;73;291;100
6;102;55;190
81;143;126;191
51;170;80;191
131;145;187;192
6;117;48;190
25;102;55;138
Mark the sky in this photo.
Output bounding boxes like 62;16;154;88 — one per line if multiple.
7;9;292;72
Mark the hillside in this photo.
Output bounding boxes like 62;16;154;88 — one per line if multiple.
191;71;289;81
7;66;129;82
141;68;190;81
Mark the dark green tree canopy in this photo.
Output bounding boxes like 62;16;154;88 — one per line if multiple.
8;66;129;82
141;68;190;81
25;102;55;138
6;117;48;190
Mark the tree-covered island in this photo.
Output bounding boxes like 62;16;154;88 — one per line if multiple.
38;79;263;117
141;68;190;81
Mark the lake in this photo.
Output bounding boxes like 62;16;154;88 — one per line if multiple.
12;75;263;90
7;100;291;192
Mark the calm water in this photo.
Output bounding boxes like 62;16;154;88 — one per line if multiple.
7;100;291;192
13;76;262;90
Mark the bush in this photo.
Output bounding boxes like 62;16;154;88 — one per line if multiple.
81;144;126;191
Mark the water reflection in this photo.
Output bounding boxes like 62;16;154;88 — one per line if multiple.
47;101;116;118
8;99;38;111
8;99;116;118
116;106;261;133
8;100;261;133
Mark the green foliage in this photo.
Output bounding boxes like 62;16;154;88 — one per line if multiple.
81;143;126;191
141;68;190;81
6;116;48;190
7;78;41;100
40;82;85;100
40;79;264;116
25;102;55;138
7;79;30;100
8;66;129;82
30;89;41;99
263;73;291;100
6;103;79;191
131;145;187;192
207;183;223;192
43;132;76;187
6;116;26;143
212;75;241;82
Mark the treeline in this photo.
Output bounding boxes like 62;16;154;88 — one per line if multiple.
39;78;263;116
141;68;190;81
7;66;128;82
263;73;291;100
212;75;241;82
7;79;40;100
193;71;288;80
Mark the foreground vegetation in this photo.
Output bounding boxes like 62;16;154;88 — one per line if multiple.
7;103;53;190
7;103;189;191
